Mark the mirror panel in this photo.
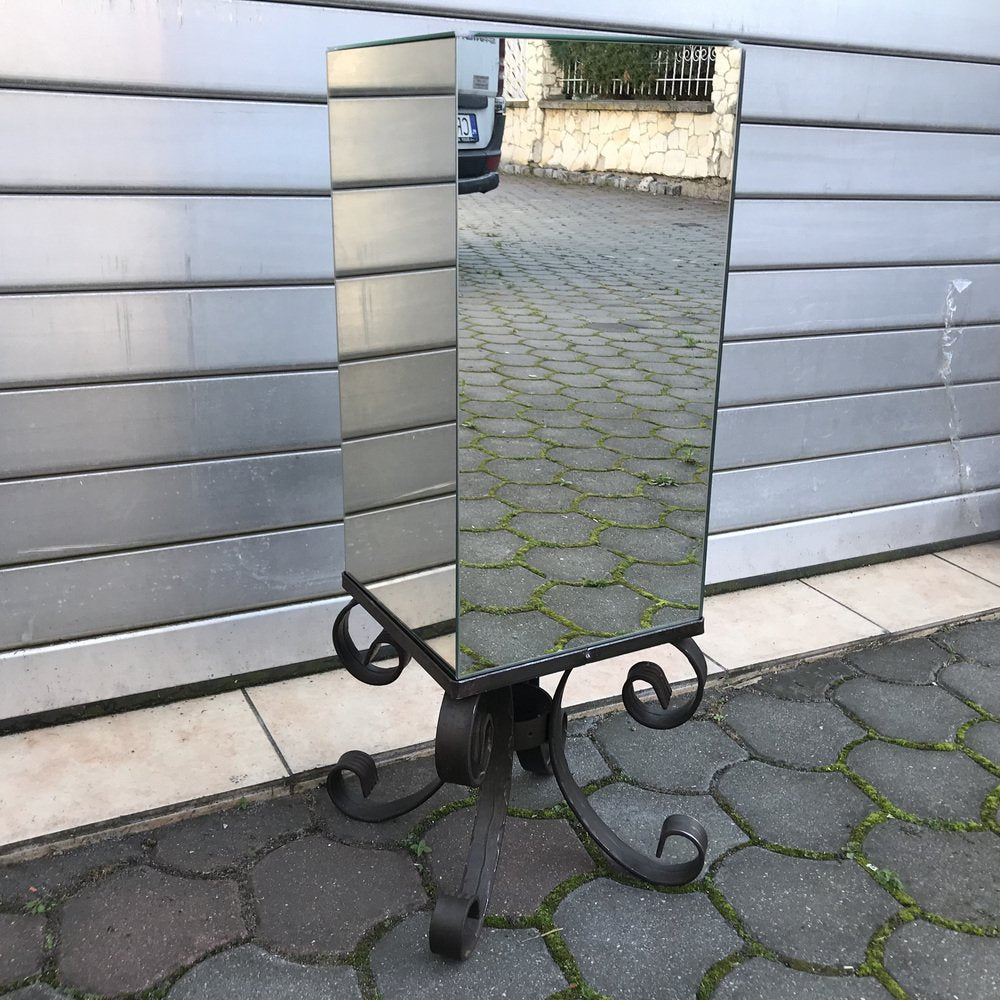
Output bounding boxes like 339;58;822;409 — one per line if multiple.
329;33;741;680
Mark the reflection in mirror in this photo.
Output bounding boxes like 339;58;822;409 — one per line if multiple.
456;37;741;673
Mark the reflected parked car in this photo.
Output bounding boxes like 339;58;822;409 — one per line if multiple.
457;36;506;194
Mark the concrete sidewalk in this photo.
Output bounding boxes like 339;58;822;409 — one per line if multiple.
1;616;998;999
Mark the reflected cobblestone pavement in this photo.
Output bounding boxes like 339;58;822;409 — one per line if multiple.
1;618;998;998
456;177;728;670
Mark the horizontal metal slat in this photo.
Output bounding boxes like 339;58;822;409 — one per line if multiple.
706;490;1000;586
723;263;1000;339
718;326;1000;406
0;90;329;192
339;350;456;438
328;95;456;188
327;35;456;96
0;525;345;651
714;382;1000;468
0;451;343;566
346;495;455;584
0;286;337;388
343;425;456;514
730;200;1000;270
735;125;1000;198
336;269;457;361
741;46;1000;131
711;436;1000;532
0;372;340;478
0;196;333;291
331;184;457;277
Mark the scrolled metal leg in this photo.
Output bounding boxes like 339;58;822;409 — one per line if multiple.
332;599;411;686
326;750;444;822
429;688;514;960
547;641;709;885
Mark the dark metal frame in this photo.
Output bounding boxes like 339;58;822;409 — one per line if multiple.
328;573;710;960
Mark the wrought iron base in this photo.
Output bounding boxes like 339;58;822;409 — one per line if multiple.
328;597;709;961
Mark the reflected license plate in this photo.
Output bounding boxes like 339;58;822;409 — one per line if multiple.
457;113;479;143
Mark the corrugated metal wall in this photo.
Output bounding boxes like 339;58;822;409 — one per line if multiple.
1;0;998;719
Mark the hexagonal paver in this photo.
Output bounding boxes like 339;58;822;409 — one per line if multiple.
577;496;666;526
716;760;875;853
847;743;996;823
459;529;525;565
938;619;1000;664
0;913;45;988
714;848;897;967
556;879;741;1000
371;913;566;999
833;677;975;744
544;584;653;634
58;866;245;995
623;562;702;605
313;756;470;848
494;482;579;512
588;783;747;869
154;796;310;874
522;545;623;583
723;692;864;767
426;814;594;915
596;715;747;792
167;944;361;999
458;498;512;529
250;836;424;955
507;511;599;544
0;835;145;906
752;658;857;702
1;988;65;1000
485;458;563;484
557;469;644;496
713;957;892;999
883;919;1000;999
459;610;566;667
459;566;544;609
599;525;695;562
846;637;950;684
864;822;1000;926
937;662;1000;715
964;720;1000;764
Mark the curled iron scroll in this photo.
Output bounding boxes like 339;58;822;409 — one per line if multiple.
622;636;707;730
332;600;411;687
326;749;443;822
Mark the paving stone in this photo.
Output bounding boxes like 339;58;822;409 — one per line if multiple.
587;417;659;437
622;458;700;484
652;604;701;628
663;508;708;535
883;918;1000;1000
533;425;603;447
833;677;975;744
600;525;695;562
459;529;525;565
546;446;621;471
604;436;679;460
714;848;897;967
714;957;892;999
0;913;45;987
937;661;1000;715
558;469;644;496
167;944;360;1000
522;545;623;583
485;457;563;484
752;657;857;701
845;637;951;684
938;618;1000;664
59;866;246;995
371;912;566;999
723;692;864;767
1;988;66;1000
557;879;741;1000
314;755;470;847
508;511;599;544
427;814;593;915
963;720;1000;763
510;736;610;810
716;760;875;853
642;481;710;509
251;836;424;955
153;796;310;874
864;822;1000;926
578;496;666;526
847;742;996;822
458;498;512;530
544;584;653;634
0;835;146;905
623;562;702;605
588;783;747;869
459;565;544;609
477;435;548;458
596;715;747;792
465;417;537;437
459;610;566;667
494;483;580;512
457;471;501;497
